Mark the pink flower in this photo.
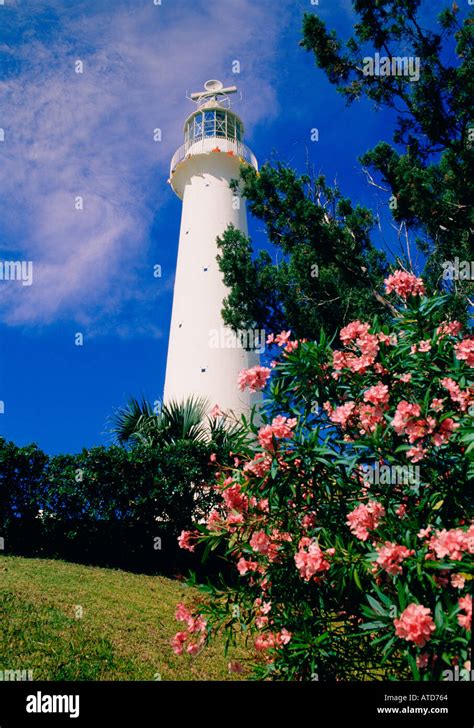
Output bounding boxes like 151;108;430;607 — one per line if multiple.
391;400;420;433
378;332;397;346
358;403;385;434
294;537;330;581
172;605;207;657
277;628;292;645
175;602;192;623
237;557;259;575
418;526;432;539
171;631;188;655
187;615;207;635
255;615;269;629
222;483;248;513
254;633;276;651
178;530;197;552
394;603;435;647
416;653;429;669
457;595;472;631
258;425;274;450
271;415;297;438
454;338;474;367
237;365;271;392
428;527;472;560
418;339;432;352
284;339;299;353
275;330;292;347
302;513;317;530
430;398;444;412
432;418;459;446
257;416;297;450
384;270;425;299
375;541;414;576
257;498;270;513
347;500;385;541
340;320;370;344
440;377;471;412
391;401;427;441
451;573;465;589
250;530;271;554
210;404;223;418
406;443;427;462
374;363;389;376
328;401;356;429
226;513;244;527
186;643;201;656
332;349;377;374
364;382;390;406
398;373;412;383
396;504;407;518
207;509;223;532
436;321;462;338
243;453;272;477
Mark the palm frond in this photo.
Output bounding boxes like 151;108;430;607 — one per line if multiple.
111;397;158;446
160;395;209;444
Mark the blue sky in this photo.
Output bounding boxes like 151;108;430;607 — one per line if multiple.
0;0;455;454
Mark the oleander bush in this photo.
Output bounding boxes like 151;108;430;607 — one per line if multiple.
175;272;473;680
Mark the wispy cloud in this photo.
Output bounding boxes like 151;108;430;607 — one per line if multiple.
0;0;280;332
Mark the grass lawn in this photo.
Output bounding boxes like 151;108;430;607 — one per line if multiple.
0;555;248;681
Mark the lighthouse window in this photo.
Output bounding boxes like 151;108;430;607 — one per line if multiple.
204;111;215;137
227;115;235;138
236;121;243;141
193;115;203;139
216;111;226;137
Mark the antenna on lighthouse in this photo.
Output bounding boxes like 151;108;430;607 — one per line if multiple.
189;79;238;108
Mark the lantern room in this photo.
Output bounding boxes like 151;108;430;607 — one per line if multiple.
183;105;244;153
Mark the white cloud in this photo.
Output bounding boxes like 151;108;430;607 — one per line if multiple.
0;0;281;330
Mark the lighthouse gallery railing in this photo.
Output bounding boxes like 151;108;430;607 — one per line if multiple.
170;138;258;177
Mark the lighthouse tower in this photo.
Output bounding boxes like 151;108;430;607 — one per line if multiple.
164;80;261;417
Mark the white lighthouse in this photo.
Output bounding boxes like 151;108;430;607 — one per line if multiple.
163;80;261;417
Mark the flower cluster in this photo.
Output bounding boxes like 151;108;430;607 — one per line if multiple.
294;537;332;581
178;529;197;553
440;377;472;412
457;595;472;631
424;525;474;561
375;541;414;576
172;603;207;656
347;501;385;541
391;400;459;462
454;338;474;367
393;604;435;647
332;321;381;374
257;415;297;450
238;365;271;392
384;271;426;299
267;330;306;355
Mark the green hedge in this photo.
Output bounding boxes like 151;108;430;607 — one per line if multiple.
0;438;220;574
